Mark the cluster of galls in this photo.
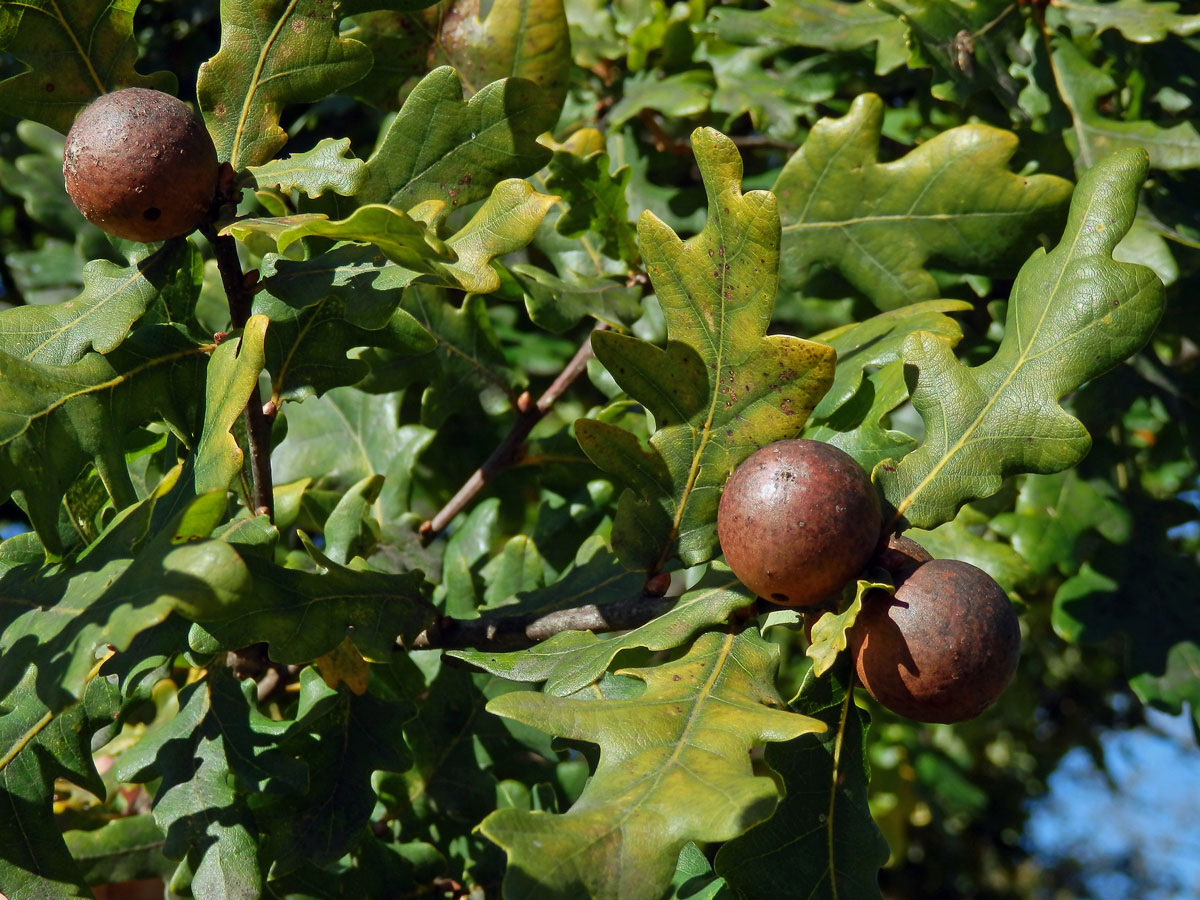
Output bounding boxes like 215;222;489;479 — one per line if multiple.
718;440;1020;723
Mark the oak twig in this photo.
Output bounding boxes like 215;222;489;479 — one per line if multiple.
409;590;677;652
419;322;609;544
201;220;275;520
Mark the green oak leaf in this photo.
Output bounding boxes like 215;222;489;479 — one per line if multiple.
507;264;643;334
232;206;452;271
874;0;1025;115
64;815;172;886
233;180;556;296
359;66;558;212
481;630;824;900
451;563;757;696
1131;641;1200;733
256;244;423;329
0;325;210;551
989;470;1131;575
1053;0;1200;42
806;578;891;678
113;669;291;899
804;360;918;472
607;69;714;128
576;127;835;572
546;144;639;267
774;94;1073;310
257;667;416;871
322;474;384;565
270;386;434;523
0;665;121;899
244;137;367;198
0;239;195;366
0;470;250;708
878;149;1166;529
0;121;92;238
810;299;970;421
704;0;908;75
699;44;835;143
716;658;888;900
441;179;560;293
1052;37;1200;173
801;303;968;471
364;284;527;427
197;0;373;170
0;0;175;133
252;291;434;403
193;315;267;496
344;0;570;111
187;552;434;664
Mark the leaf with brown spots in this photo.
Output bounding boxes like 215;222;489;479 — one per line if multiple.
576;128;835;572
0;0;175;134
481;630;824;900
197;0;374;171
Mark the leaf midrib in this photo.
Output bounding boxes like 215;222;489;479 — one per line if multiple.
230;0;301;170
891;184;1094;522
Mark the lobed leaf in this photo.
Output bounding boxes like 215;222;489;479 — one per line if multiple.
197;0;373;170
774;94;1073;310
0;240;197;366
877;149;1166;529
367;284;527;427
187;551;434;665
0;325;210;550
0;665;121;899
989;470;1131;576
256;666;417;871
193;315;267;496
358;66;558;212
270;386;435;523
805;578;891;678
705;0;908;75
0;0;175;133
344;0;570;111
63;815;171;886
1052;38;1200;173
451;563;757;696
716;660;888;900
546;142;639;267
1053;0;1200;42
804;361;918;473
235;180;557;296
0;472;250;708
577;127;835;571
481;630;824;900
114;669;301;899
244;137;367;198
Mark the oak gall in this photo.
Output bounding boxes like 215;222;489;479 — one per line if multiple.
63;88;219;242
849;558;1020;723
717;439;882;606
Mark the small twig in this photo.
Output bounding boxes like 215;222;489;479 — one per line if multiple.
637;110;693;156
419;322;609;544
200;219;275;520
409;589;677;651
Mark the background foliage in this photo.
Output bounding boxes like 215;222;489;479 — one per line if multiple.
0;1;1197;899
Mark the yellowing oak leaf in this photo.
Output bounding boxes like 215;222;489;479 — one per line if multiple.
481;630;823;900
577;127;835;572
